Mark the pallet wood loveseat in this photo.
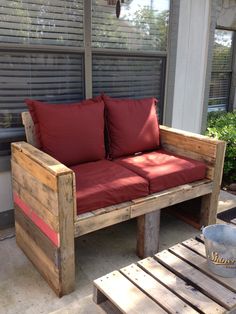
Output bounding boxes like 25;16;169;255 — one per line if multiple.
11;95;226;297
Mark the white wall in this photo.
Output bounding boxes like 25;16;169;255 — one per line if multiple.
171;0;211;133
0;171;13;213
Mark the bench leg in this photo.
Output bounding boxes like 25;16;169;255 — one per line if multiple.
200;193;219;226
136;209;161;258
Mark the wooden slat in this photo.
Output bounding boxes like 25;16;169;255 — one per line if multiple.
138;257;226;314
200;141;226;225
21;111;39;148
57;173;75;295
136;210;160;258
155;250;236;309
15;222;60;296
131;180;213;218
182;238;206;257
75;205;131;237
12;141;71;177
120;264;198;314
160;126;218;158
169;243;236;293
13;179;59;231
94;271;167;314
15;208;60;267
11;160;58;216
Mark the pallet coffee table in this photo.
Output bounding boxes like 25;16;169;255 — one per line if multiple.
93;236;236;314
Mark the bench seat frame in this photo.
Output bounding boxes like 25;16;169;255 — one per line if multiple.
11;113;226;297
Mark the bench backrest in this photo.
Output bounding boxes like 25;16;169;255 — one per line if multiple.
22;112;40;148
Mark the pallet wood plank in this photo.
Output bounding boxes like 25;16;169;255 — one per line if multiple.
15;222;60;296
131;180;213;218
138;257;226;314
21;111;39;148
136;210;160;258
155;250;236;310
13;179;59;231
94;271;167;314
182;238;206;257
12;141;71;176
169;243;236;293
120;264;198;314
15;208;60;267
12;160;59;216
57;173;75;296
12;146;58;191
75;206;130;237
160;126;218;158
14;193;59;247
200;141;226;225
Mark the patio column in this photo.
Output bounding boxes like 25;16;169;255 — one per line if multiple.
167;0;213;133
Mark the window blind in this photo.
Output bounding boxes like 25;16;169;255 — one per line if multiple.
209;30;233;110
92;0;169;51
0;0;84;46
0;52;84;155
92;54;165;119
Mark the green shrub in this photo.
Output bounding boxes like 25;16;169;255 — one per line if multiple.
205;111;236;184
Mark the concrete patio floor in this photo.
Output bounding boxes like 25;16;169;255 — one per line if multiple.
0;191;236;314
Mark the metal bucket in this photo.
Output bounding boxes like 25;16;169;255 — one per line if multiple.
202;224;236;277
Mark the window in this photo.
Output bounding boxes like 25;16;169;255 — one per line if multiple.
0;0;169;156
92;0;169;119
0;0;84;156
208;29;233;111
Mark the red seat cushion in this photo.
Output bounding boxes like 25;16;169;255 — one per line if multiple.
71;160;149;215
103;94;160;159
114;150;207;194
26;97;105;166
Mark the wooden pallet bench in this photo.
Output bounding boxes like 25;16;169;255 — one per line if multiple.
94;236;236;314
11;112;226;296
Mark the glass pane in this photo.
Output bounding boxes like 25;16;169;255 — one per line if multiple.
92;54;165;119
0;0;84;46
212;30;233;72
92;0;170;51
208;30;233;111
209;72;231;107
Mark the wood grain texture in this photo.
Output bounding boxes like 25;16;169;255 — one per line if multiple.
160;125;219;158
57;173;75;295
12;160;59;216
138;257;226;314
75;206;130;237
12;141;71;177
15;222;60;296
12;146;58;191
21;111;39;148
200;141;226;225
15;207;60;267
131;180;213;218
121;264;198;314
13;179;59;231
94;271;167;314
170;243;236;293
136;210;160;258
155;250;236;309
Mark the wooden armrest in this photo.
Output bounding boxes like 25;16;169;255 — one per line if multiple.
11;141;72;177
11;141;76;296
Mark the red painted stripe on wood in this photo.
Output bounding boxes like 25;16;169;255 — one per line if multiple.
14;193;59;247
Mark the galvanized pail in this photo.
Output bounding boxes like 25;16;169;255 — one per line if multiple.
202;224;236;277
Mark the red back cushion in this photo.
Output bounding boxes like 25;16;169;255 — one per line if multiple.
26;98;105;166
103;95;160;158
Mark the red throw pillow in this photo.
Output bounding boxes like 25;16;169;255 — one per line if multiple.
25;97;105;166
103;94;160;158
